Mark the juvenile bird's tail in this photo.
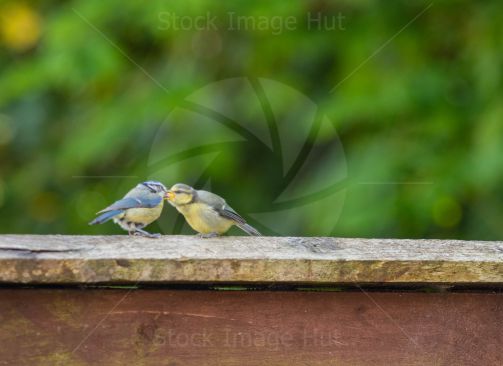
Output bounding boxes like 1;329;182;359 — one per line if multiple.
236;223;262;236
89;210;122;225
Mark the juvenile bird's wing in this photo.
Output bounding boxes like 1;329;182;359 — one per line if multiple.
218;204;246;224
97;196;162;214
197;190;261;236
215;202;262;236
197;190;246;224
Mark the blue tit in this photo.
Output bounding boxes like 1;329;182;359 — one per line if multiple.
165;183;261;238
89;181;167;238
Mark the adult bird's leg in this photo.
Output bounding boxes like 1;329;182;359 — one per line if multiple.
134;228;161;239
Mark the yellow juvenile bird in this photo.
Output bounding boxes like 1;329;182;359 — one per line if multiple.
165;183;261;238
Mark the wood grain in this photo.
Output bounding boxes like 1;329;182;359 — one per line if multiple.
0;235;502;284
0;289;501;366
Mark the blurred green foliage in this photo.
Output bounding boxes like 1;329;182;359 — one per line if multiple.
0;0;502;239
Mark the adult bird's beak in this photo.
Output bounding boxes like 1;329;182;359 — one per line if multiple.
165;191;175;201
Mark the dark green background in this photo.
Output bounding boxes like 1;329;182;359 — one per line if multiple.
1;1;502;239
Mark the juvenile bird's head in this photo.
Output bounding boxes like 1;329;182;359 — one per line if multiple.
165;183;195;206
140;181;168;196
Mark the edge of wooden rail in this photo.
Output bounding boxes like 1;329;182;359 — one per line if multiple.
0;235;502;285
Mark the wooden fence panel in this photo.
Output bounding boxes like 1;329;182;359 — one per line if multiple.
0;289;501;366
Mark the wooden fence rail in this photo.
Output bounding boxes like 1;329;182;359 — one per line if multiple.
0;235;502;284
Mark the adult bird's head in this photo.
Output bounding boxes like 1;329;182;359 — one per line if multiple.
140;181;168;196
165;183;195;206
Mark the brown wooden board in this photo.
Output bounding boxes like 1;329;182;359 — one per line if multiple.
0;289;501;365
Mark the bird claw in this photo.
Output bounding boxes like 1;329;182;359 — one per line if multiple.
198;232;219;239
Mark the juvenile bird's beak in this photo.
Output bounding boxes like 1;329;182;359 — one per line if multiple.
165;191;175;201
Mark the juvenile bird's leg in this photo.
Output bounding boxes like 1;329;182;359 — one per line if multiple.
134;228;161;239
198;232;220;239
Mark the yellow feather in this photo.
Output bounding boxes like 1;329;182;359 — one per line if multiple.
124;202;164;225
178;202;233;234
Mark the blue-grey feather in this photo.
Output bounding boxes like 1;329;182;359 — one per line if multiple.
236;223;261;236
98;196;162;214
217;207;246;224
89;209;123;225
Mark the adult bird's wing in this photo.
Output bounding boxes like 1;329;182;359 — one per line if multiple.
97;196;162;214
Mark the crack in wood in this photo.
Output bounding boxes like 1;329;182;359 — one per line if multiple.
0;247;84;253
106;310;254;324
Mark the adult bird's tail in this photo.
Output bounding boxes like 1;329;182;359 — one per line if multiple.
89;210;122;225
236;223;262;236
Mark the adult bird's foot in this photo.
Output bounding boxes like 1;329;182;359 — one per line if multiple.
198;232;220;239
133;229;161;239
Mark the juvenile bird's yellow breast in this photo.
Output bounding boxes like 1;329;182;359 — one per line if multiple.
177;203;233;234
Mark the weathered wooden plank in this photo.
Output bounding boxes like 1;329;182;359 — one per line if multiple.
0;235;502;284
0;289;501;366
